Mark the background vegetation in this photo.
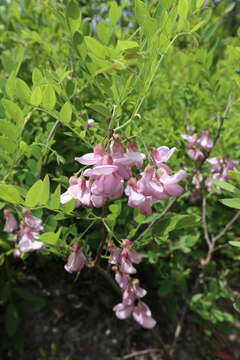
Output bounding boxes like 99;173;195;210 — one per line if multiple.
0;0;240;359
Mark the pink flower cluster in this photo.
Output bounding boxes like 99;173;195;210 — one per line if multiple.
182;130;239;201
181;131;213;161
3;209;43;256
109;239;156;329
126;147;186;216
64;243;86;273
61;140;186;215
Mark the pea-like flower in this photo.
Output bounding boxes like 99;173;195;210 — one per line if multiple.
3;209;18;233
64;244;86;273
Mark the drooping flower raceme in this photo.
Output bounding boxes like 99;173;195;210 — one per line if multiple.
109;239;156;329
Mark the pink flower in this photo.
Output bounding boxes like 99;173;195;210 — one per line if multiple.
22;209;43;233
187;147;204;162
125;178;153;216
60;176;92;207
114;141;146;168
181;131;213;162
132;279;147;298
110;239;156;329
3;209;18;233
108;243;121;265
125;165;186;215
151;146;176;167
181;134;198;145
64;244;86;273
113;302;133;319
206;156;239;192
132;301;156;329
122;239;142;264
75;144;105;165
197;131;213;150
120;250;137;274
114;270;129;289
122;285;136;305
17;210;44;253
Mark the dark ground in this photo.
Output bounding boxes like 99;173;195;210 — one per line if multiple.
1;259;240;360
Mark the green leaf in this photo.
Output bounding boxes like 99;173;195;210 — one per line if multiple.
5;73;16;98
212;179;237;193
177;0;189;20
39;231;60;245
229;241;240;247
32;68;44;85
63;198;76;213
84;36;107;59
0;184;21;204
66;1;81;34
15;78;31;103
0;136;18;153
97;20;112;44
48;184;61;210
60;102;72;124
42;85;56;110
135;0;147;25
143;16;158;37
109;1;121;24
5;303;19;337
30;86;42;106
191;20;206;32
0;119;19;141
73;32;88;60
220;198;240;210
117;40;139;52
25;180;43;207
196;0;205;9
2;99;23;125
86;103;110;117
41;175;50;204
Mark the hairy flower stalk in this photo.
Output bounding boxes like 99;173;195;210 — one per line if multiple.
109;240;156;329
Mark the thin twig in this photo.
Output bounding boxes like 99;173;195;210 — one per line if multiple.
135;198;177;243
201;196;211;248
46;120;60;143
212;210;240;242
